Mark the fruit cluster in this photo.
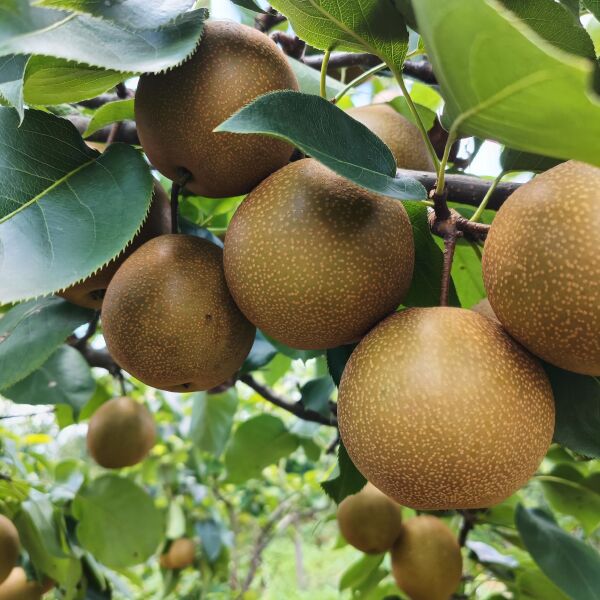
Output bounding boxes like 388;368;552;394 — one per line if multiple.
58;20;597;529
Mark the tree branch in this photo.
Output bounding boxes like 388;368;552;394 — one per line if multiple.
240;374;338;427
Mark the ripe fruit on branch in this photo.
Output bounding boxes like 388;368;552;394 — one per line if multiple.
338;307;555;509
336;482;403;554
102;235;255;391
87;396;156;469
224;159;414;350
135;20;299;198
483;160;600;376
391;516;462;600
162;538;196;570
0;516;19;585
59;182;171;309
0;568;45;600
347;104;434;171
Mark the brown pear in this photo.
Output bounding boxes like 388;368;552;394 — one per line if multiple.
347;104;434;171
135;20;299;198
59;182;171;309
224;159;414;350
0;568;44;600
391;516;463;600
166;538;196;570
338;307;555;509
87;397;156;469
102;234;255;391
483;160;600;375
337;482;403;554
0;516;19;585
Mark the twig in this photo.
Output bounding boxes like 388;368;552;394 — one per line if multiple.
440;234;458;307
255;7;287;33
240;374;337;427
0;408;55;420
73;312;100;350
271;31;305;59
458;510;477;547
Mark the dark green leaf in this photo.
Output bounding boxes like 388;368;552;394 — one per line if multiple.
265;334;322;362
225;414;299;483
339;553;385;591
2;345;95;414
230;0;265;13
413;0;600;167
216;91;427;201
0;55;26;119
517;567;571;600
269;0;409;71
36;0;196;29
299;376;334;418
188;389;238;457
0;297;93;390
83;99;135;137
321;442;366;504
394;0;418;31
501;147;564;172
545;364;600;458
73;475;163;569
178;217;224;248
0;108;153;303
196;519;224;563
516;504;600;600
584;0;600;20
326;344;356;387
499;0;595;59
241;330;278;374
0;5;206;74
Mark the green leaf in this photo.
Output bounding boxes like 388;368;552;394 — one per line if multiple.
83;99;135;137
288;56;345;97
217;91;426;200
225;414;299;483
188;389;238;457
231;0;265;13
326;344;356;387
264;334;323;362
500;147;563;172
0;55;26;119
0;5;206;74
0;108;153;303
389;96;436;131
516;505;600;600
545;364;600;458
0;297;93;390
517;567;572;600
2;345;95;414
73;475;163;569
23;56;126;105
299;376;334;418
241;330;279;374
403;201;459;307
339;553;385;591
321;442;366;504
36;0;196;29
499;0;596;59
196;519;224;563
269;0;408;71
584;0;600;20
540;472;600;534
15;489;82;591
413;0;600;167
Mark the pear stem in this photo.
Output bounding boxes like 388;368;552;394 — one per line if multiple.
320;48;332;99
170;169;192;234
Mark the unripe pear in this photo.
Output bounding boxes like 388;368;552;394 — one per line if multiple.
167;538;196;570
102;235;255;391
224;159;414;350
87;397;156;469
483;160;600;375
336;482;403;554
135;21;299;198
338;307;555;509
0;516;19;585
347;104;434;171
391;516;462;600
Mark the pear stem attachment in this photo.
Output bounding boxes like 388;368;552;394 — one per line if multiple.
170;168;192;234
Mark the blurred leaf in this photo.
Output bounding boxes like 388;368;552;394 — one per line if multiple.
166;501;186;539
188;389;238;457
196;519;224;563
413;0;600;167
516;504;600;600
584;1;600;20
83;99;134;137
217;91;427;200
24;56;125;105
73;475;163;569
389;96;436;131
321;442;366;504
231;0;265;13
36;0;196;29
299;376;334;418
288;56;344;97
0;55;26;119
0;297;93;390
545;364;600;458
517;567;572;600
0;108;153;303
500;147;563;172
241;331;278;374
2;345;95;415
326;344;356;387
339;553;384;591
299;437;321;461
225;414;299;483
0;5;207;73
269;0;409;71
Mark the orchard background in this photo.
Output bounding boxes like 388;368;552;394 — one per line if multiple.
0;0;600;599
